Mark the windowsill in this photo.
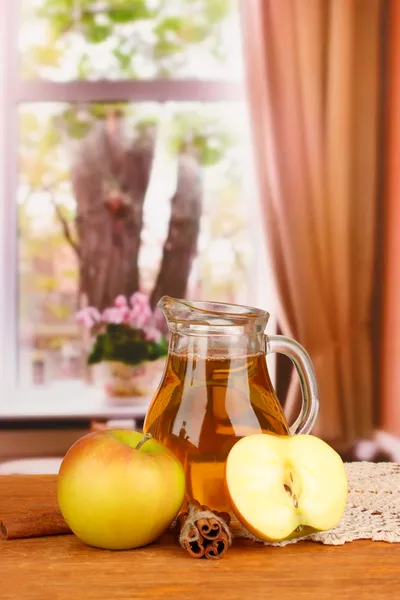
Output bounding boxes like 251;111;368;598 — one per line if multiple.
0;379;151;421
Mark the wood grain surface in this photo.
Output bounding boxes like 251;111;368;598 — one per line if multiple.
0;475;399;600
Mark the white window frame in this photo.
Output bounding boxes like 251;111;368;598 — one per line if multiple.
2;1;269;418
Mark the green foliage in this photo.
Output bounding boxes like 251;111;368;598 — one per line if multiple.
153;15;209;47
56;107;93;139
204;0;231;22
169;109;237;166
30;45;63;68
112;48;135;73
22;0;234;79
109;9;140;23
86;24;113;44
19;108;65;192
87;323;168;366
19;0;241;191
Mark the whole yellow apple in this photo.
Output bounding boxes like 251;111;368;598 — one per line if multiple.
57;430;185;550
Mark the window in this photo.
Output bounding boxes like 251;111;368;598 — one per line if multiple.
1;0;269;414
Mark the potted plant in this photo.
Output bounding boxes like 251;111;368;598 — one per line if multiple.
77;293;168;403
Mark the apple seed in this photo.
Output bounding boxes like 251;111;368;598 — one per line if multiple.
283;483;299;508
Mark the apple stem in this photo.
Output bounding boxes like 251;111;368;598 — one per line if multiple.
135;432;152;450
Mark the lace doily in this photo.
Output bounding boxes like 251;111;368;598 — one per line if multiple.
231;462;400;546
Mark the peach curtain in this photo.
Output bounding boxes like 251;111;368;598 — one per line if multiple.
382;0;400;438
240;0;383;448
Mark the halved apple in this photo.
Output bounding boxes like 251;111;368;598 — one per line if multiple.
225;433;348;542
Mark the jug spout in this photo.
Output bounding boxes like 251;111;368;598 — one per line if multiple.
157;296;269;332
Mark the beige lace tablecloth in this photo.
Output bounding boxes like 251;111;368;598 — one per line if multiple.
232;462;400;546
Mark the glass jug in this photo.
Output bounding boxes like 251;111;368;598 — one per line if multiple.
143;297;319;512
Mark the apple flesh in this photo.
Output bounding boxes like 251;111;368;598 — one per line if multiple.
225;433;348;542
57;430;185;550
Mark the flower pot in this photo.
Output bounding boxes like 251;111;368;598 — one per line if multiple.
93;359;165;405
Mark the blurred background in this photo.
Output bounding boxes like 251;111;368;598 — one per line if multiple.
0;0;399;473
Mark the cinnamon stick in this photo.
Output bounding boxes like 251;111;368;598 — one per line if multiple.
186;534;206;558
204;532;230;559
0;508;71;540
197;516;222;539
178;501;231;559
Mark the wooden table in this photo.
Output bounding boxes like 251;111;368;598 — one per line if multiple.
1;476;399;600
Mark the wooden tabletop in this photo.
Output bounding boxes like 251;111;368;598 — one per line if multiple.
1;475;399;600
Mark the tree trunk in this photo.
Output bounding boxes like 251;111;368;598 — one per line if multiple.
71;118;154;310
150;151;202;308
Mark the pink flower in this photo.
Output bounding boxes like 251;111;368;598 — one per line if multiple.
115;295;128;308
129;292;152;329
122;306;132;323
130;292;150;310
76;307;101;329
111;305;131;324
103;307;125;324
130;310;151;329
143;326;163;344
106;301;131;324
77;312;93;328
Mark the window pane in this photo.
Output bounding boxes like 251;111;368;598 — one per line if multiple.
18;101;256;388
20;0;244;81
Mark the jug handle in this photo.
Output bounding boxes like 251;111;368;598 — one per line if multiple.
266;335;319;434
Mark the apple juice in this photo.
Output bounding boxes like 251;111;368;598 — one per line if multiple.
143;351;289;512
